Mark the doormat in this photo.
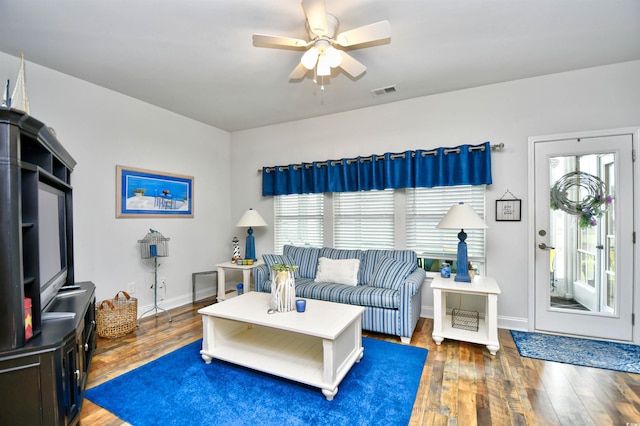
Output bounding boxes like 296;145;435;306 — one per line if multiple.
510;330;640;374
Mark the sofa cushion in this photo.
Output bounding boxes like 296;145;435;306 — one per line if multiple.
262;254;296;280
260;278;400;309
319;247;363;261
360;249;417;285
369;256;416;291
314;257;360;286
319;248;364;282
301;279;400;309
283;245;321;279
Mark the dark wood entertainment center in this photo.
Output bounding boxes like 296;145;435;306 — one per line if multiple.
0;108;96;425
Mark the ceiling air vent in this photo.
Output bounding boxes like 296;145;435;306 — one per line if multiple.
371;85;397;97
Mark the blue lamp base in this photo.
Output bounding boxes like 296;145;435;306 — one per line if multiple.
244;227;256;261
454;230;471;283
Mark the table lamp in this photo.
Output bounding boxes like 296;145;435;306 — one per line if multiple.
236;208;268;261
436;202;487;282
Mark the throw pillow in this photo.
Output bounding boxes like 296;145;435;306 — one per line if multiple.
369;256;415;291
360;249;417;285
283;245;321;279
319;248;364;283
314;257;360;286
262;254;296;281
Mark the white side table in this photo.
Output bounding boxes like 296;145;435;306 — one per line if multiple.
216;260;264;301
431;274;501;355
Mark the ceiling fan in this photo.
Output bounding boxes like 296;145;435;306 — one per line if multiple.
252;0;391;86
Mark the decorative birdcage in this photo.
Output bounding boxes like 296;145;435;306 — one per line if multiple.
137;229;172;323
138;229;170;259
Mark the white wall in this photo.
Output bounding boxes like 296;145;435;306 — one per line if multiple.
4;51;638;331
1;52;231;313
231;60;640;330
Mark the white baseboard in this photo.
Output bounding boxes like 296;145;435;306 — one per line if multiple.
137;286;218;319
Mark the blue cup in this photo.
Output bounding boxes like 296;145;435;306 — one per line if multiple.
296;299;306;312
237;283;243;295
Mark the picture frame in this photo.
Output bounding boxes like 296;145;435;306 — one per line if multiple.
496;198;521;222
116;165;194;218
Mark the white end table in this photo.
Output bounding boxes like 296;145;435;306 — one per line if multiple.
431;274;501;355
216;260;264;301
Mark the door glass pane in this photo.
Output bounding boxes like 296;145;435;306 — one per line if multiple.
548;152;615;314
603;157;616;312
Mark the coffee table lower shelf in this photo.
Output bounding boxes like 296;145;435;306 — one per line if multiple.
200;316;363;400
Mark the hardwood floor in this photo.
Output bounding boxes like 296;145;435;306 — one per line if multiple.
80;298;640;425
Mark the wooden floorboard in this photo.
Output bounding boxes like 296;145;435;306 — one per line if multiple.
80;298;640;425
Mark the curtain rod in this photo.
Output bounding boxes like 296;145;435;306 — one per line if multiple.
258;143;505;173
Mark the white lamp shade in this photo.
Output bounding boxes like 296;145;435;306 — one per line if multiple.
326;46;343;68
436;202;487;230
301;47;319;69
316;55;331;76
236;208;268;228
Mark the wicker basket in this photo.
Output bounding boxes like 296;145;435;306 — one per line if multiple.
451;308;479;331
96;291;138;338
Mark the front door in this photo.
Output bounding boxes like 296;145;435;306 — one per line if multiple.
531;132;634;341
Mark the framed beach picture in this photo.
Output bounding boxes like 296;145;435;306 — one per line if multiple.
116;165;194;218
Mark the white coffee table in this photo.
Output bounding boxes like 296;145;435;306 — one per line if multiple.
198;292;365;400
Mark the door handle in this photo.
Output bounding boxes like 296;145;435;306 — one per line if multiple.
538;243;555;250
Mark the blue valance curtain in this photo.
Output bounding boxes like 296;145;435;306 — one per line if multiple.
262;142;492;196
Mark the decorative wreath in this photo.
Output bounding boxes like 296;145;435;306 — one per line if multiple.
550;171;612;228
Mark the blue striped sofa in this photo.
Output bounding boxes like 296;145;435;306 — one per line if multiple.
254;245;425;344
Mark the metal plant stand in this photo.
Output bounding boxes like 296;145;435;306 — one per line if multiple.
138;229;172;323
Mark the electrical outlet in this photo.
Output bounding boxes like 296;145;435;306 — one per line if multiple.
128;281;135;293
159;277;166;288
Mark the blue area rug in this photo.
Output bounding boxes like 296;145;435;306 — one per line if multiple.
511;330;640;374
86;337;427;425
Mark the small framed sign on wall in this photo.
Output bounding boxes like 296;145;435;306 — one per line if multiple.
496;190;521;222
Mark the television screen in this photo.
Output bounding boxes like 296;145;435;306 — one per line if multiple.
38;181;68;309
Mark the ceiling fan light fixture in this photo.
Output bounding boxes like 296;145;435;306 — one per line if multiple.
253;1;391;84
301;46;319;69
317;55;331;76
326;46;343;68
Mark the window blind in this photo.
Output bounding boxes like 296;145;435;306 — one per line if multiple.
274;193;324;254
334;189;395;250
406;185;486;262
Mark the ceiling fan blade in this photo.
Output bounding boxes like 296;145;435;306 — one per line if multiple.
339;51;366;78
302;0;329;36
335;20;391;47
252;34;308;48
289;63;309;80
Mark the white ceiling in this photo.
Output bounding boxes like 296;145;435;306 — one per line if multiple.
1;0;639;132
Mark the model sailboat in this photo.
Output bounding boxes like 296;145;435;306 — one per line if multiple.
1;53;30;113
1;80;9;108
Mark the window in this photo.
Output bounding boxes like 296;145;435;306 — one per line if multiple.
273;193;323;254
334;189;395;250
406;185;486;274
273;185;486;273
